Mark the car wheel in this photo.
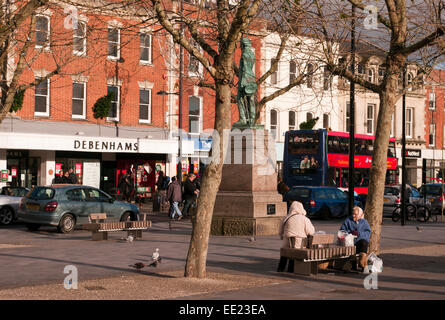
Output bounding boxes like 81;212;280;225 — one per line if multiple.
0;206;14;225
120;211;135;221
26;223;41;231
319;206;331;220
57;214;76;234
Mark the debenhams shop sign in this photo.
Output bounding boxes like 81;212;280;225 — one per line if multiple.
74;139;139;152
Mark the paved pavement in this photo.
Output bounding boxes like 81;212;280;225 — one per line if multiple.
0;210;445;299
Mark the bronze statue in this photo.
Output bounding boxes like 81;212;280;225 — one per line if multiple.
233;37;262;129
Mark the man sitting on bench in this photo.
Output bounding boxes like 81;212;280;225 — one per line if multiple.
278;201;315;272
339;206;371;273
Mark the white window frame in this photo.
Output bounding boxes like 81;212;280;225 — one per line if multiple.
107;27;120;60
288;110;296;131
367;68;374;83
323;66;331;90
366;104;375;134
140;33;152;64
34;78;50;117
270;109;279;139
73;21;87;56
443;125;445;148
188;95;202;134
139;88;152;124
270;58;278;85
306;63;314;88
289;60;297;84
35;15;50;50
429;124;436;147
429;92;436;110
390;113;394;137
406;107;413;138
188;40;202;77
72;82;86;119
106;85;120;122
323;113;330;129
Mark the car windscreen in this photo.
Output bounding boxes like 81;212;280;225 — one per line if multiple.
421;185;443;196
384;187;399;196
27;187;55;200
290;188;311;198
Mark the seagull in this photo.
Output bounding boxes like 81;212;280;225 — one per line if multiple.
148;248;162;267
152;248;160;261
129;262;146;270
148;258;162;267
126;235;134;243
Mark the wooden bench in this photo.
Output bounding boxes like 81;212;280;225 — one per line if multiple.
280;234;356;275
81;213;152;241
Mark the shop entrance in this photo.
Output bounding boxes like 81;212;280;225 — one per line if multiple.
6;150;40;189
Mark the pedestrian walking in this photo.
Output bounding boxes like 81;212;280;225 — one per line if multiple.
182;173;199;218
167;176;182;220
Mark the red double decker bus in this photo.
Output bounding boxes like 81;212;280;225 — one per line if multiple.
283;129;398;194
326;131;397;194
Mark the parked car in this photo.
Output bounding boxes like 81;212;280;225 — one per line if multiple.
284;186;361;219
418;183;444;215
0;187;29;225
18;185;140;233
383;184;429;217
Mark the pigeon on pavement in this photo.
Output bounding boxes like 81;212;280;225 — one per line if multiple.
130;262;146;269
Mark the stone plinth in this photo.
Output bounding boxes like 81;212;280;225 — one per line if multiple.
212;129;286;236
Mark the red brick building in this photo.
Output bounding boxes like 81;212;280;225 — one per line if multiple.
0;1;264;194
424;69;445;180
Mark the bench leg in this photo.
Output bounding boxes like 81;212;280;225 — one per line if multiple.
293;261;318;275
127;230;142;239
92;231;108;241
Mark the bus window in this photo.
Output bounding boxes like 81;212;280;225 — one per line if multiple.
288;132;319;155
388;141;395;158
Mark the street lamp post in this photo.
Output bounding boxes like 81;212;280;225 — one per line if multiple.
348;5;356;216
401;65;407;226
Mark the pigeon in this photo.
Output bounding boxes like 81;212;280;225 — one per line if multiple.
126;235;134;243
248;237;256;242
130;262;146;269
416;226;422;232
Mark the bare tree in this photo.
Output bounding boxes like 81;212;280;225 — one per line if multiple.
144;0;327;278
286;0;445;254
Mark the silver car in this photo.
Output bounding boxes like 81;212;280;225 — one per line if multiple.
383;185;429;216
0;187;29;225
18;185;140;233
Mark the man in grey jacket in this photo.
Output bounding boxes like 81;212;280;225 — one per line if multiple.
167;176;183;220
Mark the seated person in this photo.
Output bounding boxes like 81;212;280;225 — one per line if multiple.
277;201;315;272
339;206;371;273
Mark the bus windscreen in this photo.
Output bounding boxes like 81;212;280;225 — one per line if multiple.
288;132;320;155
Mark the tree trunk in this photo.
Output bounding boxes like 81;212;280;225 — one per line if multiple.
365;71;401;255
184;80;232;278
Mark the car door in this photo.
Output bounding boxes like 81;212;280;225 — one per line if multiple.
326;188;345;217
85;187;118;221
65;188;90;224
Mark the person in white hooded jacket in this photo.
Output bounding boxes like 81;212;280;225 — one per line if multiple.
277;201;315;272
